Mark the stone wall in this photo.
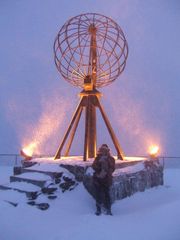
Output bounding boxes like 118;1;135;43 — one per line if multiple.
83;160;164;202
21;158;164;203
60;163;88;181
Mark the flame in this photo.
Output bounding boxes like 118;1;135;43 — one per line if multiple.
22;142;37;157
148;145;159;156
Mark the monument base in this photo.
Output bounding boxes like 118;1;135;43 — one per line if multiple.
20;157;164;202
83;159;164;202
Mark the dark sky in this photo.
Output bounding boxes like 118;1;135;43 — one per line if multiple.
0;0;180;157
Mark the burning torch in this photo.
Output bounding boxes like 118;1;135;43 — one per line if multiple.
20;142;37;160
148;145;159;160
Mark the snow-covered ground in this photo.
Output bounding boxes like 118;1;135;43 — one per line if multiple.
0;166;180;240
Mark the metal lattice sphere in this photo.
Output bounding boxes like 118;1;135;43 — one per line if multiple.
54;13;128;88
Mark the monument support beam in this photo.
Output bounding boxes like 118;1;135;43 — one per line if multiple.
54;90;124;161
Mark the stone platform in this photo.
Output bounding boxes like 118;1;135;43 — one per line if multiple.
0;157;164;208
84;159;164;202
11;156;164;203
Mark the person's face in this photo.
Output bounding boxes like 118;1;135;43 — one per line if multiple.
101;149;108;155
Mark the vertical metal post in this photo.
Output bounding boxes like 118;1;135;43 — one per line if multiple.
97;97;124;160
87;95;96;158
83;96;89;161
54;98;83;159
64;107;83;156
84;24;97;159
89;24;97;86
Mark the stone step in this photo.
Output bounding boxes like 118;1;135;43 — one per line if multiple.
0;181;41;194
21;168;63;178
10;172;52;188
17;163;67;179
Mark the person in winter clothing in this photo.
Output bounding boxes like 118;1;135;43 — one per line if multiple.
92;144;115;215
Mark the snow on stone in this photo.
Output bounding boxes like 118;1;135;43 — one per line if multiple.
85;166;95;176
26;163;75;179
61;169;75;180
18;172;52;181
29;156;147;167
31;156;93;167
113;162;145;176
26;162;64;172
5;182;41;192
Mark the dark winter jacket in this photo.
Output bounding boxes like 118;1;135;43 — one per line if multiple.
92;154;115;187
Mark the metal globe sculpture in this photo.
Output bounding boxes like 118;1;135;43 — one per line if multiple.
54;13;128;161
54;13;128;89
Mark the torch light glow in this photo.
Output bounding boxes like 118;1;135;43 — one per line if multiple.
20;93;69;158
148;145;159;156
21;142;37;158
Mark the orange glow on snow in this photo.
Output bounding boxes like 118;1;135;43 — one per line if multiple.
124;156;147;161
